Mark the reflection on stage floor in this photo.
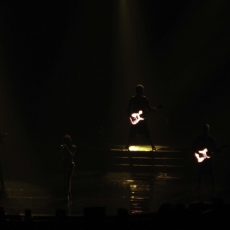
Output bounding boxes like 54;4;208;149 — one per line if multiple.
0;145;230;216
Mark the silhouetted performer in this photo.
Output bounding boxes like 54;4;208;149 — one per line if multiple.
60;135;76;201
0;132;7;191
126;84;155;151
192;124;216;190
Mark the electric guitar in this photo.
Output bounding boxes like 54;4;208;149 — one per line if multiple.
194;145;228;163
195;148;210;163
129;104;164;125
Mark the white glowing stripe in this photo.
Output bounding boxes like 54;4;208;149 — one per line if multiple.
195;148;211;163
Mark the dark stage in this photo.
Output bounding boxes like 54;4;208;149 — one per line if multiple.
0;1;230;228
1;145;230;217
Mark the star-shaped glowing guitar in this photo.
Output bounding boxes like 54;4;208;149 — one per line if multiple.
194;145;227;163
194;148;210;163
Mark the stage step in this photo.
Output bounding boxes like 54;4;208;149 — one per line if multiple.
104;164;185;173
76;146;190;173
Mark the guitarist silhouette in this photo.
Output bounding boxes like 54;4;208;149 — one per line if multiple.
192;124;217;191
126;84;156;151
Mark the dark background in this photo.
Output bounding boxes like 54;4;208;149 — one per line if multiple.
0;0;230;179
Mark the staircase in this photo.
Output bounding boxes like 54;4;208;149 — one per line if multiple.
105;146;187;173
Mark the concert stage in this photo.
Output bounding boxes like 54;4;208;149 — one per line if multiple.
0;145;230;217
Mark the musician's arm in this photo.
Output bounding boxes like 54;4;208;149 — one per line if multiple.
146;98;154;111
146;105;152;111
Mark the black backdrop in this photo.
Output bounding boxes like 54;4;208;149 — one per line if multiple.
0;0;230;179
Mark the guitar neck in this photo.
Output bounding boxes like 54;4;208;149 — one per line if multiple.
145;107;160;114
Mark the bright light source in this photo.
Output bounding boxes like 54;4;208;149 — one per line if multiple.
195;148;210;163
129;146;152;151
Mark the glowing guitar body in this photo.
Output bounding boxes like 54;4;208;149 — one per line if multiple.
195;148;210;163
130;111;145;125
129;104;164;125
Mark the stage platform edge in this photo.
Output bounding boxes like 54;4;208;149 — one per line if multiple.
76;145;193;173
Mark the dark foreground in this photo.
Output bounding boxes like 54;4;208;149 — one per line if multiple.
0;145;230;229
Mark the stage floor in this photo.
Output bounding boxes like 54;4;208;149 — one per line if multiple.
0;145;230;216
1;171;230;216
